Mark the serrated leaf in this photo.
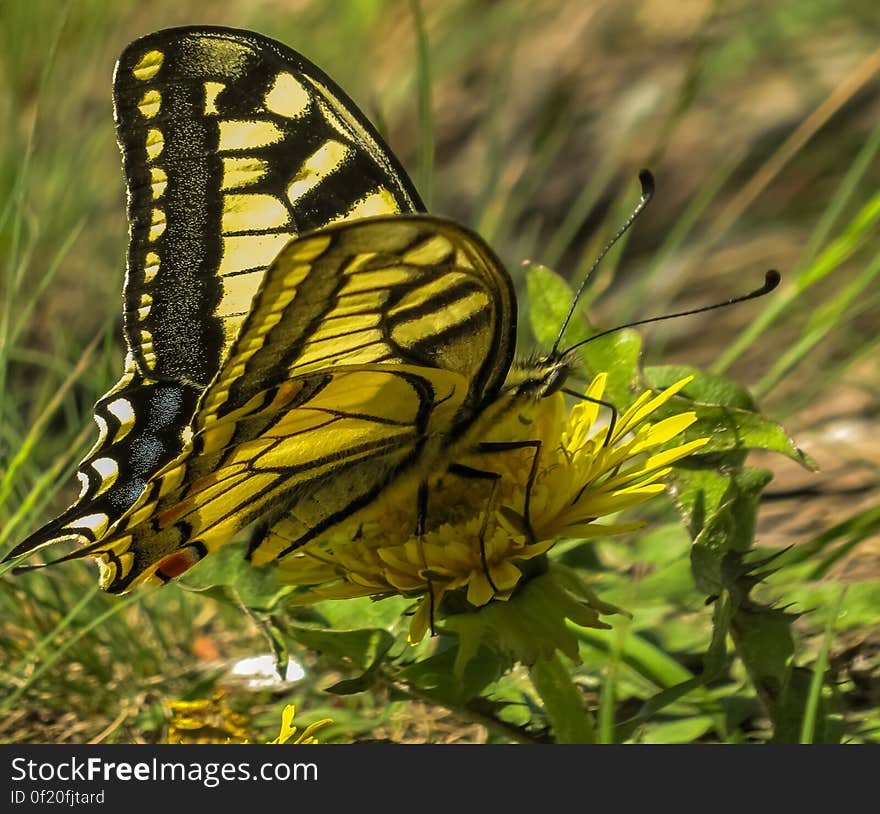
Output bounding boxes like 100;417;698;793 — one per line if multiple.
731;603;796;693
689;404;810;465
643;370;811;467
645;364;758;410
728;604;838;744
669;466;772;594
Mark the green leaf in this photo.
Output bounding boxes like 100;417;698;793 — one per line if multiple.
645;365;812;466
312;594;412;631
639;715;716;744
396;636;512;704
286;622;395;694
687;404;811;465
580;329;642;407
525;262;586;348
671;466;773;595
645;364;758;410
523;262;645;415
179;541;294;612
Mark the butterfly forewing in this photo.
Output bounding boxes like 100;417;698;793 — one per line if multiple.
91;216;517;593
197;216;517;423
114;25;425;386
7;26;422;568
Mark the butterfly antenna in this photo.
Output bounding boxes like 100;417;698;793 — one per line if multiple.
562;269;781;356
551;169;655;355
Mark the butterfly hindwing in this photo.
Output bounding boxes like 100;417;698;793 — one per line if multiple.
96;365;470;591
8;26;422;568
88;216;517;593
3;362;198;562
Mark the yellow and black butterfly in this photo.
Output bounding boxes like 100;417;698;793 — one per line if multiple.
5;26;423;567
7;28;779;595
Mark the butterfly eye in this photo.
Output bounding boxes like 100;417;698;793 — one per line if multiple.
154;545;204;581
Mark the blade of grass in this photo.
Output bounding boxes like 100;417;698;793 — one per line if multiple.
712;188;880;377
800;586;846;744
0;2;72;418
2;589;142;712
0;330;102;513
0;419;96;549
0;584;100;701
708;45;880;254
713;75;880;374
409;0;434;209
529;651;595;743
596;610;631;744
7;221;86;349
575;625;696;688
754;242;880;396
797;118;880;274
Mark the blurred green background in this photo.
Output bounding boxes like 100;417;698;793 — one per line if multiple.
1;0;878;743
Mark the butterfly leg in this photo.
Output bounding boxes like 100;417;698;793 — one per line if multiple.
447;437;543;594
446;463;504;595
561;388;619;447
470;439;543;540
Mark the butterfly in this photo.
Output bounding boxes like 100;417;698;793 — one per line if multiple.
7;29;779;596
5;25;423;568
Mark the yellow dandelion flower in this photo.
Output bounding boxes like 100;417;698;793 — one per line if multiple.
280;374;707;645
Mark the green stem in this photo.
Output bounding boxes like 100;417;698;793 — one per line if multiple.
529;651;595;744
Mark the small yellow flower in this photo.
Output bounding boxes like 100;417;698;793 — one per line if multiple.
166;691;250;744
166;692;332;744
280;374;706;645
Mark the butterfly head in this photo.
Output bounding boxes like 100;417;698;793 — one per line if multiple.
506;348;580;401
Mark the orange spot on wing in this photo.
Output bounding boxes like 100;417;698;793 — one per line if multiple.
155;547;202;579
